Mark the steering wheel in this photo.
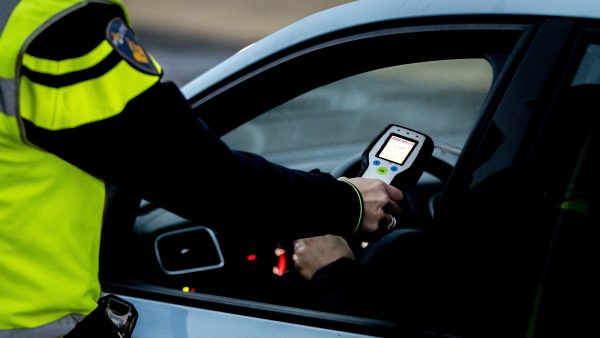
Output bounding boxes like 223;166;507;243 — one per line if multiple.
330;152;363;179
331;151;453;184
331;149;453;223
283;152;454;274
271;152;454;312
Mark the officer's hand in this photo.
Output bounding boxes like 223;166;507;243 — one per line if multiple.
344;177;403;236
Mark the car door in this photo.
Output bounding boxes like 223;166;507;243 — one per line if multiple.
100;15;573;338
521;27;600;338
428;19;598;338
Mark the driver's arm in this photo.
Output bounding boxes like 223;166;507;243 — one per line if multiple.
293;235;364;313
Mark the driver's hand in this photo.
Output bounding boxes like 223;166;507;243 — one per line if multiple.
293;235;354;281
343;177;403;237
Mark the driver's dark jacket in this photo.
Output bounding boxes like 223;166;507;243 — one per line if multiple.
0;0;362;331
298;229;433;326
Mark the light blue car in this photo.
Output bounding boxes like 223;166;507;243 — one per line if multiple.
102;0;600;337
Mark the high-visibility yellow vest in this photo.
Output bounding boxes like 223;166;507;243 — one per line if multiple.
0;0;161;329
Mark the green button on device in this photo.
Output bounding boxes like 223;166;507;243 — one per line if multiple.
376;167;388;175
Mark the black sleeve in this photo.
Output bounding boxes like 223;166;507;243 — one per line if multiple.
306;257;363;313
306;230;435;323
23;81;362;240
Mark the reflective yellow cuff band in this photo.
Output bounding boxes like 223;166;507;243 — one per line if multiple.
338;178;364;234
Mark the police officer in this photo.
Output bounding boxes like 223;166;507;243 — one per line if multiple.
0;0;403;336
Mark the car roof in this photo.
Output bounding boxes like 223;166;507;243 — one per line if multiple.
182;0;600;99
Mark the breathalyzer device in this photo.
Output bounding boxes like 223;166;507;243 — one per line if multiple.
358;124;434;191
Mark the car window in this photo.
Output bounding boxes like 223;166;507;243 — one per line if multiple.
222;59;493;173
212;57;495;321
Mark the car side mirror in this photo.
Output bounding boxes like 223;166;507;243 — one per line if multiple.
154;226;224;275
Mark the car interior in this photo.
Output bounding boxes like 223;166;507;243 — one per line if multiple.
99;55;495;333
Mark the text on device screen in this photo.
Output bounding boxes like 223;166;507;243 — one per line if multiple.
377;134;417;165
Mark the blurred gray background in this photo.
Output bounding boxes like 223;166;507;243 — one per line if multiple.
124;0;351;86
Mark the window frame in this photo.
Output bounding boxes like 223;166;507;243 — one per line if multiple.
191;21;530;137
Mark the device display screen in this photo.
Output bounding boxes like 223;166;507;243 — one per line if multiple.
376;134;417;165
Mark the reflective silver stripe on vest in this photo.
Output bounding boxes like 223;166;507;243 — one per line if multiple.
0;314;84;338
0;0;20;34
0;0;20;116
0;78;16;116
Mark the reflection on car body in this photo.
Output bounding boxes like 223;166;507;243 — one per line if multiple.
100;0;599;337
